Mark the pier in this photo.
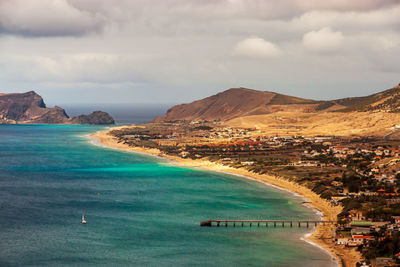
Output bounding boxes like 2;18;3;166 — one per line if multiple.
200;219;336;228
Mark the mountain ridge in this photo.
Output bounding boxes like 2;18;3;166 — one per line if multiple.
154;84;400;122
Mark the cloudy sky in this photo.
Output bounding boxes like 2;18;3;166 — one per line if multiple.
0;0;399;105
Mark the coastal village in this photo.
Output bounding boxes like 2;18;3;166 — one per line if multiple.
3;1;400;266
110;121;400;267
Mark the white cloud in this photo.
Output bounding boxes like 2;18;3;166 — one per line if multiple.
0;0;106;37
294;0;398;12
293;5;400;32
302;27;344;53
233;37;281;59
0;53;148;84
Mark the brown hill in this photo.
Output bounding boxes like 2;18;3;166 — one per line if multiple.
334;84;400;112
153;88;318;122
0;91;114;124
154;84;400;123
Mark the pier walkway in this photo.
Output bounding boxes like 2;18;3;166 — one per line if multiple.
200;219;336;228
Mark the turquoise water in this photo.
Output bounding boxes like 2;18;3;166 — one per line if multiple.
0;125;334;266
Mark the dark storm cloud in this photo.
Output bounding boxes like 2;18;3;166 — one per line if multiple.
0;0;107;37
1;0;398;38
0;0;399;103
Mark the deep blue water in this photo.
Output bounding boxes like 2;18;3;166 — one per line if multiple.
61;104;171;125
0;125;335;266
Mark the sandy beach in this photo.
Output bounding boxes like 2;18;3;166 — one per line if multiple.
90;128;361;267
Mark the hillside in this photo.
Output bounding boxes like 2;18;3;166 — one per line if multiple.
153;84;400;137
335;84;400;112
0;91;114;124
227;111;400;137
154;84;400;123
153;88;319;122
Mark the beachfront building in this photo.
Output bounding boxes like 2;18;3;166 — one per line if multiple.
336;238;351;245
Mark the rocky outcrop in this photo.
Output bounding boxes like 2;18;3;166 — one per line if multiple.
0;91;114;125
69;111;115;125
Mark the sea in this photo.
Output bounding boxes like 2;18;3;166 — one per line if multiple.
0;104;335;266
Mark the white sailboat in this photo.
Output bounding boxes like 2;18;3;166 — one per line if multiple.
81;214;87;224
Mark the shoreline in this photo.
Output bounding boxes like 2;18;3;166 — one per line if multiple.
89;128;361;267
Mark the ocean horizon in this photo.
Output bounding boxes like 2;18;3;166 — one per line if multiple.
0;121;336;266
60;103;172;125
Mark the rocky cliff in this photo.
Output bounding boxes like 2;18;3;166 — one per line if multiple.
0;91;114;125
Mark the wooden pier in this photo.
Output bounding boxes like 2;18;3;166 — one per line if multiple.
200;219;336;228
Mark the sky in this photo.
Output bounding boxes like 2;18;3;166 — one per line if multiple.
0;0;399;105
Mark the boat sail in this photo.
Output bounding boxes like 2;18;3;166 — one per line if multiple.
81;214;87;224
